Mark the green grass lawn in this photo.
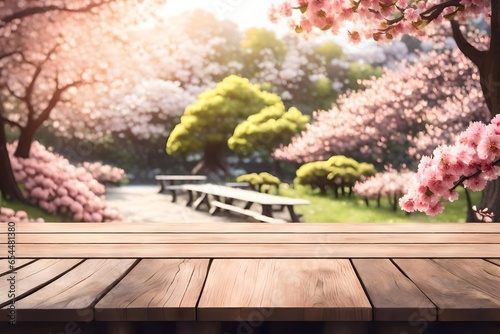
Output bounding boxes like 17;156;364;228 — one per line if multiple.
0;196;64;222
278;184;481;223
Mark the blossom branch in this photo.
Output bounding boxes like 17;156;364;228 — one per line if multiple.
451;158;500;191
419;0;462;21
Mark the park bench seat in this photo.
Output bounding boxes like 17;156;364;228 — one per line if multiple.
209;200;287;223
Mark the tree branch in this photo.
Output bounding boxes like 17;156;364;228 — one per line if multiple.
0;102;23;130
450;20;486;67
0;51;19;61
383;0;462;32
0;0;115;25
450;158;500;191
4;83;25;101
33;80;84;128
420;0;462;22
0;115;23;130
23;44;60;121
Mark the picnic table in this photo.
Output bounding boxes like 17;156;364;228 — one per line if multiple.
1;222;500;334
155;175;207;202
179;183;310;222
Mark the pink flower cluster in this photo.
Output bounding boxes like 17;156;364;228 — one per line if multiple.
354;169;415;201
400;115;500;216
8;142;120;222
271;0;490;42
0;207;44;223
80;162;127;185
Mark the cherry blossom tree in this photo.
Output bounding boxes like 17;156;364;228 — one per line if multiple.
0;0;164;201
274;44;489;168
354;167;415;211
271;0;500;219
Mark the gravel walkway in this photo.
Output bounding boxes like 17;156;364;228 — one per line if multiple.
105;185;249;223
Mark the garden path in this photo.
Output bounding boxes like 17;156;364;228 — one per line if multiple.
105;185;245;223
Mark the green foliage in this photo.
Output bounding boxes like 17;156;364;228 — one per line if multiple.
294;156;377;196
315;41;343;63
314;77;334;98
358;162;378;178
236;172;281;192
228;104;309;156
166;75;282;157
236;172;263;186
280;184;481;223
347;62;383;90
241;28;287;62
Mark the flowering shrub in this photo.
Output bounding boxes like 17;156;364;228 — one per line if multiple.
0;207;44;223
8;142;120;222
400;115;500;216
295;156;377;197
80;162;127;185
354;168;416;211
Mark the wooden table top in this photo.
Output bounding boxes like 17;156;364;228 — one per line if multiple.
155;175;207;181
1;222;500;333
180;184;311;206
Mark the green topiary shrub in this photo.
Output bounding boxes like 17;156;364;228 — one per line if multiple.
236;172;281;193
294;156;377;197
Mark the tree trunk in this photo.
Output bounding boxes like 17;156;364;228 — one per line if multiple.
192;142;230;182
463;188;478;222
14;126;36;158
0;123;25;202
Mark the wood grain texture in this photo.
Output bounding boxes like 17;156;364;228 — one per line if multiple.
14;222;500;234
198;259;371;321
352;259;436;321
432;259;500;300
11;233;500;244
14;243;500;258
393;259;500;321
0;259;83;307
95;259;210;321
0;258;35;275
0;259;136;322
487;258;500;266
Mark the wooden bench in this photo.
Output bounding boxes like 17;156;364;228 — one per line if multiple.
180;183;310;222
155;175;207;202
209;200;287;223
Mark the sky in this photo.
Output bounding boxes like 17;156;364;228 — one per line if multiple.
160;0;293;36
159;0;368;50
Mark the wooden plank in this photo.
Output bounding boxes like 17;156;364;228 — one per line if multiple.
487;259;500;266
0;259;136;322
155;175;207;181
0;259;83;307
9;233;500;244
0;259;36;275
210;201;287;223
13;222;500;234
198;259;371;321
95;259;209;321
13;243;500;258
352;259;436;321
432;259;500;300
394;259;500;321
180;184;310;206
